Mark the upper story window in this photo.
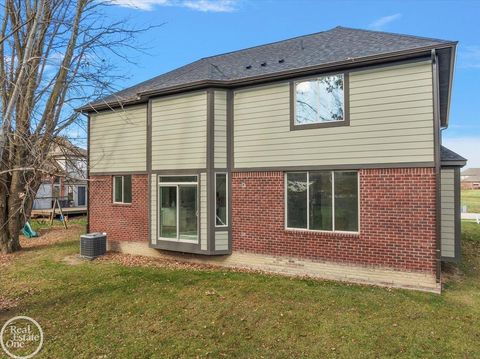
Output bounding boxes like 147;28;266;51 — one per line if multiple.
293;73;348;129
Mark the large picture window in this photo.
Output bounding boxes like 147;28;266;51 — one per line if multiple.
294;73;346;128
113;175;132;204
285;171;358;232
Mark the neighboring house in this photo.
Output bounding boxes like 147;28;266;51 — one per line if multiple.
79;27;467;292
461;168;480;189
33;139;88;210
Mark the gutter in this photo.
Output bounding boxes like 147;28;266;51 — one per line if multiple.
77;42;457;113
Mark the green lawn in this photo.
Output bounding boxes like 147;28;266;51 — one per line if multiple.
1;223;480;358
461;190;480;213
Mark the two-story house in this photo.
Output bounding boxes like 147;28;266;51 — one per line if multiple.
33;138;88;210
80;27;466;292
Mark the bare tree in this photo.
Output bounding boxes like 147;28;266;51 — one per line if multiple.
0;0;154;253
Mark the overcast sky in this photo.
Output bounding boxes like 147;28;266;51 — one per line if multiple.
103;0;480;168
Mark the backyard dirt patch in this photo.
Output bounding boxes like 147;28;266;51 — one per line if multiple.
61;254;85;266
20;225;84;249
0;295;19;312
0;225;84;268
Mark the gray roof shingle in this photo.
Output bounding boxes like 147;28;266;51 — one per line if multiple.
441;146;467;166
83;26;454;110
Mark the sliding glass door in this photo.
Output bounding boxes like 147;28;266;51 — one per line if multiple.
159;176;198;242
159;186;177;239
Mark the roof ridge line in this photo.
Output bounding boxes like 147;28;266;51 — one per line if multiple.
198;27;338;61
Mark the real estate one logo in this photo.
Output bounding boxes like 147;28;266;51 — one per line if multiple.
0;316;43;359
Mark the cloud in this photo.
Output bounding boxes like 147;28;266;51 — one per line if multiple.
442;137;480;168
183;0;237;12
457;45;480;69
368;13;402;30
110;0;238;12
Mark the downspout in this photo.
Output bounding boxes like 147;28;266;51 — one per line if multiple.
431;49;442;283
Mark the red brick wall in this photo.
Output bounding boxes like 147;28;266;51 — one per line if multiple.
232;168;437;273
89;174;148;242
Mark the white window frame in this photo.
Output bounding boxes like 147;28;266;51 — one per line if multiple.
284;171;360;234
113;175;131;204
293;73;347;127
215;172;228;228
157;175;199;243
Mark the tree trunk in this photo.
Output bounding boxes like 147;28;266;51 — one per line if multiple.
0;171;25;253
0;225;21;253
0;184;22;254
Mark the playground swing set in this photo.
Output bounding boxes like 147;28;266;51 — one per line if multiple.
22;198;69;238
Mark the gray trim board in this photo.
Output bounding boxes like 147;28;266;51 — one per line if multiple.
156;175;158;243
228;90;234;173
233;162;435;172
151;169;207;175
86;114;91;233
441;161;467;167
90;171;148;176
226;90;234;254
147;100;152;173
289;72;350;130
150;240;203;254
210;249;231;256
147;100;152;245
454;167;461;262
432;50;442;282
198;173;201;251
207;89;215;253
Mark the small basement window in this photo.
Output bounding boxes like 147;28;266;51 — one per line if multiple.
113;175;132;204
293;73;347;129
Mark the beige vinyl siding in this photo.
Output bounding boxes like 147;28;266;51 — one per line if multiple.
201;173;208;251
233;60;434;168
151;174;157;245
215;231;229;251
90;105;147;173
151;92;207;170
214;90;228;168
441;168;455;258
